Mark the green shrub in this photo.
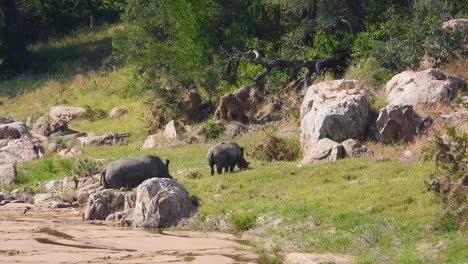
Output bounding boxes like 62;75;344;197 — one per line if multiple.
251;130;301;162
72;158;100;177
344;57;393;90
203;121;225;139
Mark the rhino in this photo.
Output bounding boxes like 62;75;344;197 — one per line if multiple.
100;155;172;189
207;142;250;175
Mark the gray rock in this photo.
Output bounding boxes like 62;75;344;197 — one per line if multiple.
48;142;58;152
142;134;156;149
84;189;127;220
77;182;101;206
49;106;86;121
0;139;42;163
163;120;179;140
342;139;374;158
109;107;128;119
376;105;416;143
124;192;136;210
386;69;466;107
443;18;468;34
33;118;70;137
301;138;344;164
58;148;83;157
78;132;129;146
0;122;31;139
0;116;14;125
10;188;34;204
0;163;16;185
300;80;370;161
131;178;196;228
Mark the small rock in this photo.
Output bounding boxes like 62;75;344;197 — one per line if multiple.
142;135;157;149
163;120;179;140
58;148;83;157
342;139;374;158
301;138;345;164
10;188;34;204
78;132;129;146
84;189;127;220
49;106;86;121
0;163;16;185
109;107;128;119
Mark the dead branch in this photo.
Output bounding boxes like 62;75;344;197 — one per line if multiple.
223;47;347;91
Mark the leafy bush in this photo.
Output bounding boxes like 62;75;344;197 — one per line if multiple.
72;158;100;177
344;57;394;90
251;130;301;162
202;121;225;139
423;128;467;230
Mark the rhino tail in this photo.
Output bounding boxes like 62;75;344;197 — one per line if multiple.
165;159;170;168
100;169;110;189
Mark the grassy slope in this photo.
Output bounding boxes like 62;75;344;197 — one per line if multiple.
0;25;466;263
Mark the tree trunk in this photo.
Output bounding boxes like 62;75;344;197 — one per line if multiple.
0;0;28;73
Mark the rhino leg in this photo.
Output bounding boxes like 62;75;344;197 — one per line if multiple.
216;165;223;175
210;164;215;176
229;164;235;172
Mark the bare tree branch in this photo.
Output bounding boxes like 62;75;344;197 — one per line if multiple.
223;47;347;90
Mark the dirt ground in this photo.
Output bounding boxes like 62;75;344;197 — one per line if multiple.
0;203;259;264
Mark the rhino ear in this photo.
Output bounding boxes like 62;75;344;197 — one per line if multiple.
165;159;170;168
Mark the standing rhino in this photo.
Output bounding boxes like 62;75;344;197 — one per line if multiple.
100;155;172;189
207;142;250;175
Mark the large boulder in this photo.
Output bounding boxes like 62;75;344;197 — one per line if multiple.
131;178;196;228
0;163;16;185
443;18;468;34
301;138;345;164
0;139;42;163
300;80;370;158
386;69;466;107
376;105;416;143
0;122;31;139
84;189;127;220
49;106;86;121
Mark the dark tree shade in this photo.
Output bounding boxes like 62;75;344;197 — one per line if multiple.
0;0;28;75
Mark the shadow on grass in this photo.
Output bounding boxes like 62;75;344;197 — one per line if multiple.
0;36;112;97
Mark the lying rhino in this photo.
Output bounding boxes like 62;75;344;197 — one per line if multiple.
207;142;250;175
100;155;172;189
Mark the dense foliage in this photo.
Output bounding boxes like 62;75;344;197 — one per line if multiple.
0;0;466;85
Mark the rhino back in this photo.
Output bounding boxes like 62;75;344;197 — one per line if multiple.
105;156;152;188
212;144;240;165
